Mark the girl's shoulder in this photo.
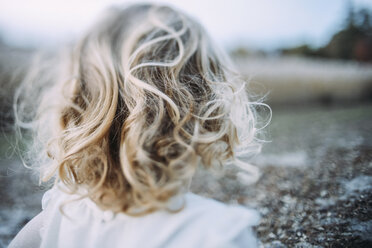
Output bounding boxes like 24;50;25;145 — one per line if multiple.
180;193;260;246
182;192;260;232
40;186;260;248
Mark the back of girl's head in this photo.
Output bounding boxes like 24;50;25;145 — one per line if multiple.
15;3;265;215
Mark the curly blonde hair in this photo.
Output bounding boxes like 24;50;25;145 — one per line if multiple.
14;4;266;215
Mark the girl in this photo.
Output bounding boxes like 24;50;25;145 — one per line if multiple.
10;3;266;248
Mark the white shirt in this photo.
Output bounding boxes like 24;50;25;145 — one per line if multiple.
40;186;260;248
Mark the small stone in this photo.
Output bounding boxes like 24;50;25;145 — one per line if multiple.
316;226;324;231
260;207;270;215
267;240;286;248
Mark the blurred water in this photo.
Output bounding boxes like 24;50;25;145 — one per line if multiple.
253;103;372;168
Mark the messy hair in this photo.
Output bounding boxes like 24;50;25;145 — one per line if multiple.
14;4;268;215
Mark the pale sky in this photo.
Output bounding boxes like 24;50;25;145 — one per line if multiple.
0;0;371;50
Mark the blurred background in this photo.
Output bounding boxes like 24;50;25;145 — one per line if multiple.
0;0;371;247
